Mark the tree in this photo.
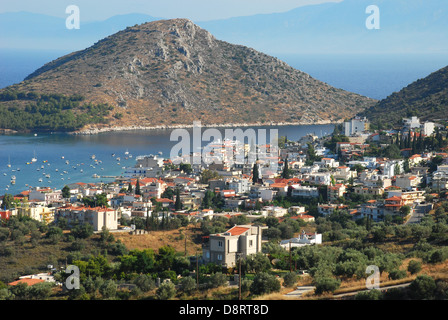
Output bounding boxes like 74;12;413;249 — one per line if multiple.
281;158;292;179
208;272;228;289
283;272;299;288
175;188;182;211
62;186;71;199
99;279;117;299
313;276;341;295
250;272;281;296
1;194;14;210
156;281;176;300
135;179;142;196
71;223;94;239
399;205;411;219
408;275;436;300
407;260;422;275
252;163;260;184
127;182;133;193
133;274;155;292
179;163;192;174
179;276;196;294
355;289;383;300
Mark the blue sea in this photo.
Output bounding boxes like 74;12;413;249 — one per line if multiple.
0;124;335;196
1;50;447;195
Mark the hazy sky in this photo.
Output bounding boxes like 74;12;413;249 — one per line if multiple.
0;0;342;21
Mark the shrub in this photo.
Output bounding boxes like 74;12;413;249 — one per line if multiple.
133;274;155;292
355;289;383;300
408;275;436;300
208;272;228;289
314;276;341;295
156;281;176;300
179;276;196;294
283;272;299;288
250;272;281;296
407;260;422;275
388;269;407;280
99;280;117;299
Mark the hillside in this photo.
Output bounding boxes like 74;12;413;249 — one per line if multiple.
360;65;448;128
0;19;375;133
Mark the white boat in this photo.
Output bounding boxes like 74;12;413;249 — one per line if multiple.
38;178;43;182
7;155;11;168
92;174;100;178
91;155;96;160
125;150;129;155
31;151;37;162
11;175;16;180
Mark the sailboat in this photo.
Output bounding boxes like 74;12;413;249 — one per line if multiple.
7;155;11;168
31;151;37;162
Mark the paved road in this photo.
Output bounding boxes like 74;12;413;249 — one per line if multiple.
406;204;432;225
285;286;315;298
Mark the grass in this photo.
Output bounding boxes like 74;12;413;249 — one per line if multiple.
113;225;203;255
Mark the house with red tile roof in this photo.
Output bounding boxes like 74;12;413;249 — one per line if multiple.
202;224;266;268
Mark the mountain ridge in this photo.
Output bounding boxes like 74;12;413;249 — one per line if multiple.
1;18;375;132
360;65;448;127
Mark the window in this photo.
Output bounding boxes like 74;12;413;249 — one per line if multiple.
249;240;253;247
217;254;222;261
218;241;223;247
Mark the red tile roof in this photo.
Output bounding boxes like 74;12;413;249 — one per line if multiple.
226;226;250;236
8;278;45;286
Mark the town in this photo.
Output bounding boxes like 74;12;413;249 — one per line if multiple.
1;115;447;301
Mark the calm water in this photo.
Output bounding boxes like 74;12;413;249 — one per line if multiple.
0;124;334;196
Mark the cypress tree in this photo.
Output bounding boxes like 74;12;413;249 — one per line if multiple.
252;163;260;184
175;188;182;210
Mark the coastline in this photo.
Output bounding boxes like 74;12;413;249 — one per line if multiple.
71;120;341;135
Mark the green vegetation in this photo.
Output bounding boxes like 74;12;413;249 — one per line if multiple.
361;65;448;128
0;90;114;132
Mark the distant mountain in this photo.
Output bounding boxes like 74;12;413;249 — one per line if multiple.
360;65;448;127
1;0;447;54
0;19;375;132
0;12;159;50
198;0;448;54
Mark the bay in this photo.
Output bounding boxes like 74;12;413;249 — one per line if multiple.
0;124;334;196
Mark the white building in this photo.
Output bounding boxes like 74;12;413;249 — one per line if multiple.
280;230;322;249
344;117;370;136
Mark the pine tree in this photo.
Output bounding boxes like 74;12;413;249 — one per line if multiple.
127;182;133;193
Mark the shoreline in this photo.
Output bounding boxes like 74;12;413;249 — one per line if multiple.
70;120;341;135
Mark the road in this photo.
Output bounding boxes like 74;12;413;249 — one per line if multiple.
406;203;432;225
285;286;315;298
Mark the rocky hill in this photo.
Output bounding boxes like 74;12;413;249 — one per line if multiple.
360;65;448;128
2;19;375;133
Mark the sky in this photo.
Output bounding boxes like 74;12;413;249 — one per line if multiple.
0;0;342;21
